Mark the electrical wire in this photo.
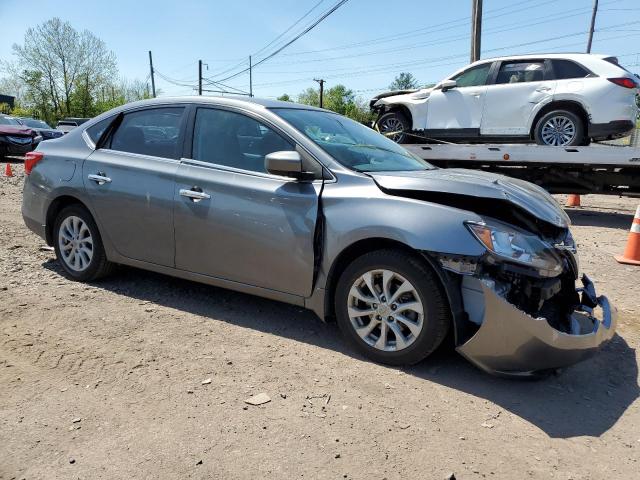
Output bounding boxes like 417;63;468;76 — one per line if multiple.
213;0;351;83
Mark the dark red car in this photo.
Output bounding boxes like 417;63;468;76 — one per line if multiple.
0;115;37;159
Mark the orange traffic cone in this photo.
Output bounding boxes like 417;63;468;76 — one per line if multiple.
615;205;640;266
4;163;13;177
566;194;581;207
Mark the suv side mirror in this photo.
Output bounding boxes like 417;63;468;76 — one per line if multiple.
440;79;457;92
265;151;314;180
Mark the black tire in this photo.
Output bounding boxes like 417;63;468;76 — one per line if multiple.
334;249;451;366
534;110;586;146
53;204;115;282
376;111;411;144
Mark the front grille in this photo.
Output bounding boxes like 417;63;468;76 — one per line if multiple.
7;136;32;145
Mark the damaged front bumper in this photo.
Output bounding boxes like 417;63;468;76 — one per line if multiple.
457;275;617;377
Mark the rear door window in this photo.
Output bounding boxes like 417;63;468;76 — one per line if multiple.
551;60;591;80
495;61;545;84
108;107;185;159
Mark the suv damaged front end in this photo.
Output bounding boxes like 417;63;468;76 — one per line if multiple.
433;218;616;377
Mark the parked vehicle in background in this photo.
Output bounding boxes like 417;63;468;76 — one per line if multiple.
56;117;90;134
372;53;639;146
21;97;617;376
17;118;63;143
0;115;37;159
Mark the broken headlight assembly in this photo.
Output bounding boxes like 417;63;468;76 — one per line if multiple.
465;220;563;278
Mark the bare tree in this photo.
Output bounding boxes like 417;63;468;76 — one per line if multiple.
12;18;117;117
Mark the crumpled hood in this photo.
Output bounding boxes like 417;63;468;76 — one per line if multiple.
373;87;434;107
371;168;569;228
0;125;34;137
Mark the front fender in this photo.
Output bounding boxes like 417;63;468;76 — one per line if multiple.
374;95;429;130
317;178;486;289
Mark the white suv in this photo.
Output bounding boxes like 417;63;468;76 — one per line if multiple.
371;53;639;146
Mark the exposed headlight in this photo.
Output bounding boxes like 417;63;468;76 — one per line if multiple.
466;221;563;277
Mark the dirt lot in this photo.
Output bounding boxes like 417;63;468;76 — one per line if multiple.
1;163;639;480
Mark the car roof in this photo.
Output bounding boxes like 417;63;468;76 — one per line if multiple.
469;53;612;65
109;95;327;113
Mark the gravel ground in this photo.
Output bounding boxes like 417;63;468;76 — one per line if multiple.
1;163;639;480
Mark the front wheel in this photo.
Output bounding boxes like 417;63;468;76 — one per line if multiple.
334;249;451;366
376;111;411;144
53;204;115;282
534;110;585;146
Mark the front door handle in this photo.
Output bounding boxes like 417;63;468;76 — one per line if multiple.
88;173;111;185
180;188;211;202
536;86;552;92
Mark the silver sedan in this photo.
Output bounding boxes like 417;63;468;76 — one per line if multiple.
21;97;616;376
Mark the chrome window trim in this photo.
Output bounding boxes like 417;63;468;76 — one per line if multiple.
179;157;326;184
98;148;182;164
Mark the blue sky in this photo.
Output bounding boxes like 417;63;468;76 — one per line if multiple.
1;0;639;100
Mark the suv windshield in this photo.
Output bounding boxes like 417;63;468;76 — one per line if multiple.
272;108;433;173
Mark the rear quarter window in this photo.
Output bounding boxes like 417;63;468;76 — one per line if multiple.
86;117;116;146
552;60;591;80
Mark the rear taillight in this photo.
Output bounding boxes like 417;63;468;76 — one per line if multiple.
607;77;638;89
24;151;44;175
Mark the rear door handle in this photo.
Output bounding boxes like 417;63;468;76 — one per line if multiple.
180;188;211;202
536;86;552;92
88;173;111;185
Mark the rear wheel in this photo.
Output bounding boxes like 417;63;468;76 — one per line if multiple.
534;110;585;146
377;111;411;144
53;204;115;281
335;249;450;366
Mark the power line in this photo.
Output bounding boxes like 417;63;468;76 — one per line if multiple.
206;0;330;80
214;0;351;83
252;30;640;89
275;0;622;58
258;7;599;70
252;0;326;58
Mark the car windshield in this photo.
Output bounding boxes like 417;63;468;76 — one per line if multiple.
272;108;434;172
21;118;51;129
0;116;21;126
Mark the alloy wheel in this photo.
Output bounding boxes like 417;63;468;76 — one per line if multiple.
540;115;577;146
58;215;94;272
347;269;424;352
379;117;406;143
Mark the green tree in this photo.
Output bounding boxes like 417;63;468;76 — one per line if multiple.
324;84;354;115
295;84;373;125
389;72;419;91
11;17;117;118
297;87;320;107
277;93;292;102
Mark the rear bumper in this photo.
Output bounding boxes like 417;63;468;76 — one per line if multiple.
588;120;635;140
0;143;33;156
457;275;616;377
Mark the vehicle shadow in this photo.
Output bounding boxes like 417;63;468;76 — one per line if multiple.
42;260;639;439
566;208;634;231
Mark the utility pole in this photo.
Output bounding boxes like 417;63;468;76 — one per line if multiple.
249;56;253;97
198;60;203;95
148;51;156;98
586;0;598;53
470;0;483;63
314;78;325;108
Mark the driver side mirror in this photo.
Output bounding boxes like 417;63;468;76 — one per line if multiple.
440;79;457;92
265;150;315;181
